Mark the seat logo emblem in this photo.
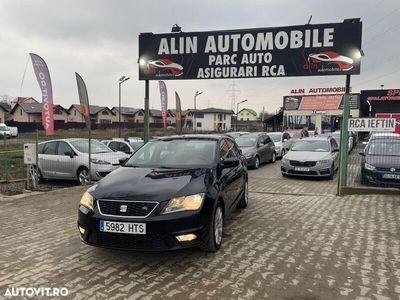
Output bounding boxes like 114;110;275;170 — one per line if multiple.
120;205;128;213
390;168;396;172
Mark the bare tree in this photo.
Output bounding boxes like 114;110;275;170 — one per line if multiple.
0;94;14;104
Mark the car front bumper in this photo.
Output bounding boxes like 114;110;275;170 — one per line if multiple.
77;201;212;251
281;162;332;177
362;169;400;187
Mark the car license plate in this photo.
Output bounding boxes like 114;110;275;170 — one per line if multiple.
100;220;146;235
382;174;400;180
294;167;310;172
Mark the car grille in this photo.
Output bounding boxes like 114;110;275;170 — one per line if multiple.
289;160;317;167
90;232;174;250
376;167;400;172
97;200;158;217
288;170;318;176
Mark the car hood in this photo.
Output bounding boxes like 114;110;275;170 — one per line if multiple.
285;151;331;161
366;155;400;168
89;151;128;164
274;141;283;147
92;166;210;201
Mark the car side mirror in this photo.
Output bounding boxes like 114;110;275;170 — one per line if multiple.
359;151;365;156
65;151;75;158
119;157;129;166
221;157;240;168
283;139;288;142
333;148;339;152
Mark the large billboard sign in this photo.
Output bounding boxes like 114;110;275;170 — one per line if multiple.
283;94;360;111
138;21;362;80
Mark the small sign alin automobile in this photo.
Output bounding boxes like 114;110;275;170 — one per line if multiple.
348;118;396;132
139;21;362;80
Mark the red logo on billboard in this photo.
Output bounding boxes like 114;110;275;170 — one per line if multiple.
144;58;183;77
305;51;354;71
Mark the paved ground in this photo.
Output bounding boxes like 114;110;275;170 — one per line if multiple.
1;163;400;299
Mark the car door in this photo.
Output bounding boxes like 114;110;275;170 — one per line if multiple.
39;141;58;178
219;138;242;212
257;135;268;163
264;135;274;161
55;141;77;179
282;132;291;150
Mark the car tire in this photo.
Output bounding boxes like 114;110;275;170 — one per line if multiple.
329;163;335;180
270;151;276;163
237;180;248;209
77;167;90;185
202;202;224;252
253;156;260;169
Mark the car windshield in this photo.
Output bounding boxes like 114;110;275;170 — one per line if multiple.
268;133;282;142
291;140;330;152
125;139;217;168
367;141;400;156
235;136;258;147
71;140;112;154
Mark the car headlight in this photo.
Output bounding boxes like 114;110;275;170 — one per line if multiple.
80;191;94;210
244;152;254;158
364;163;376;171
317;160;330;165
90;158;110;165
282;157;289;164
161;193;205;214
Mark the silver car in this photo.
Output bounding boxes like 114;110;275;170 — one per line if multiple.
38;139;129;184
281;137;339;179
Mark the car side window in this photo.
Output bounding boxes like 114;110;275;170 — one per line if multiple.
57;141;73;156
120;142;131;153
220;139;236;160
38;143;44;154
258;136;265;146
109;142;120;152
265;136;272;144
283;133;290;141
42;142;57;155
331;139;338;151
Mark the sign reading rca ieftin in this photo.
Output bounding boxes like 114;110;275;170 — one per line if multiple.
138;20;362;80
348;118;396;132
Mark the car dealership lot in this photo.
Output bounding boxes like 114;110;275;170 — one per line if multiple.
1;166;400;299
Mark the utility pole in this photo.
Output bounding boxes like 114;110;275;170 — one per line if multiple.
228;80;240;112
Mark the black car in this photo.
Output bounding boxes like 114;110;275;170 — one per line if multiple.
78;135;248;252
235;133;276;169
360;135;400;187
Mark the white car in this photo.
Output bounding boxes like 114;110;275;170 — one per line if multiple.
38;139;129;184
101;139;144;155
267;132;292;158
0;123;11;138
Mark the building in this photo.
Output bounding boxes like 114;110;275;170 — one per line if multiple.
194;108;234;131
237;108;258;121
282;94;360;134
67;104;114;124
0;102;11;123
111;107;140;123
10;97;38;109
10;103;69;123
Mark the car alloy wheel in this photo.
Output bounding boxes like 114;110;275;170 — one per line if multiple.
271;152;276;163
254;157;260;169
78;168;90;185
214;205;223;247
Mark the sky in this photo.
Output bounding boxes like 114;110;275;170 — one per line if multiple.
0;0;399;115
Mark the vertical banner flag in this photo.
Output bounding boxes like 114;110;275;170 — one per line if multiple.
159;81;168;128
29;53;54;136
175;92;182;134
75;73;91;129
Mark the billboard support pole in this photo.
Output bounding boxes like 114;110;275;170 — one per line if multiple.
338;74;351;196
144;80;150;143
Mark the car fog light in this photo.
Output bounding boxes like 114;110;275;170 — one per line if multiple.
78;226;86;235
176;233;197;242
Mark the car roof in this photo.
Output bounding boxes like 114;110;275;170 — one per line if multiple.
153;134;228;142
301;136;331;141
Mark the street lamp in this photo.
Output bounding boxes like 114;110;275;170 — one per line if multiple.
193;91;203;133
118;76;130;137
236;99;248;131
